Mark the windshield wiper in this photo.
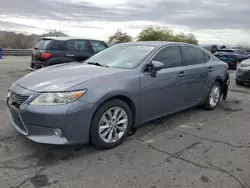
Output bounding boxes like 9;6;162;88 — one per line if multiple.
87;62;109;67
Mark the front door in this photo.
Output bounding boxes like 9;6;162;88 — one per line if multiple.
140;45;187;121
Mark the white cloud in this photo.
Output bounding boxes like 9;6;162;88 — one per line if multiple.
0;0;250;45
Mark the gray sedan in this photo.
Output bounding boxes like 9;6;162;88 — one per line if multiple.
7;41;230;149
236;59;250;85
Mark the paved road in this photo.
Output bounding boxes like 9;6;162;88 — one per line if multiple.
1;58;250;188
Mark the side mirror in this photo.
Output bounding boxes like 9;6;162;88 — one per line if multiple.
148;61;164;77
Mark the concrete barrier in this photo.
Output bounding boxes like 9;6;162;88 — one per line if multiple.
2;49;32;56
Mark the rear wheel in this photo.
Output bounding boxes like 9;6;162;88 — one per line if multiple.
203;81;221;110
90;99;132;150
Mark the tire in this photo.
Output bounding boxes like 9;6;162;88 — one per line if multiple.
236;79;244;86
90;99;132;150
203;81;221;110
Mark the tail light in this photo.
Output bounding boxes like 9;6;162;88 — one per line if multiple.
225;63;229;71
230;55;236;59
41;52;51;61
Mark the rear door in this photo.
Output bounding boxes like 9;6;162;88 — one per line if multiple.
64;40;95;62
180;45;209;106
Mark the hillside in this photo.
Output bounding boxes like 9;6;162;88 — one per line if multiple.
0;30;69;49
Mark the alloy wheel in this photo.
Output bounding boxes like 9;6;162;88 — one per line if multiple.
209;85;220;107
98;107;128;143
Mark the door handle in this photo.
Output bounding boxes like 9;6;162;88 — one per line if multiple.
66;54;74;57
208;67;213;72
178;71;186;77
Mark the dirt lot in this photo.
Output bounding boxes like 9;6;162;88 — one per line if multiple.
1;57;250;188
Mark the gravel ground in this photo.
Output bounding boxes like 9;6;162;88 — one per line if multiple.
0;57;250;188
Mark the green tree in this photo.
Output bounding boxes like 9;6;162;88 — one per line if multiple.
137;27;198;45
137;27;174;41
108;30;133;44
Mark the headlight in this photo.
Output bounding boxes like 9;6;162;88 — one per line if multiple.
30;90;87;106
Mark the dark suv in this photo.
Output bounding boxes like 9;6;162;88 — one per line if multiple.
30;37;108;71
213;49;250;70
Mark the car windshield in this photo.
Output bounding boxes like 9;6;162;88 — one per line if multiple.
85;44;155;69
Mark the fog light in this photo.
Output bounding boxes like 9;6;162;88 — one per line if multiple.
54;128;63;137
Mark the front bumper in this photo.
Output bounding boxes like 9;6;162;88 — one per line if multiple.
236;67;250;83
7;83;95;145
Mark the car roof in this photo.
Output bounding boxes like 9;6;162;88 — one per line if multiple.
42;36;105;42
118;41;193;47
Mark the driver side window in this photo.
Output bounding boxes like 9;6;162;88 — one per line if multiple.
152;46;183;69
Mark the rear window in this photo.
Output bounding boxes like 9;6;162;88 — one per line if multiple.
35;40;51;50
65;40;90;52
204;53;211;62
35;39;66;50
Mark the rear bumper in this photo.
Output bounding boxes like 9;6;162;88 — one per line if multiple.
222;72;230;100
30;61;45;71
225;61;237;69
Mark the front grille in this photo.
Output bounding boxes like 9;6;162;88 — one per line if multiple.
9;92;29;108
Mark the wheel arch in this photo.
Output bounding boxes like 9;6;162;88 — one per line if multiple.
213;75;228;99
214;76;224;89
89;94;137;141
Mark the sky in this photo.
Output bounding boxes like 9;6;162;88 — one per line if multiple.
0;0;250;45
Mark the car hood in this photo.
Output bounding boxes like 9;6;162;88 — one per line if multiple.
241;59;250;69
16;63;127;92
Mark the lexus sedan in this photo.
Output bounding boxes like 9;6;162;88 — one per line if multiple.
7;41;230;149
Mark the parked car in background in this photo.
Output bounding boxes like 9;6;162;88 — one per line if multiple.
213;49;250;70
231;48;250;58
236;59;250;85
30;37;109;71
7;41;229;149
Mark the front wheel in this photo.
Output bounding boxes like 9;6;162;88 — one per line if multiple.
90;99;132;150
203;81;221;110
